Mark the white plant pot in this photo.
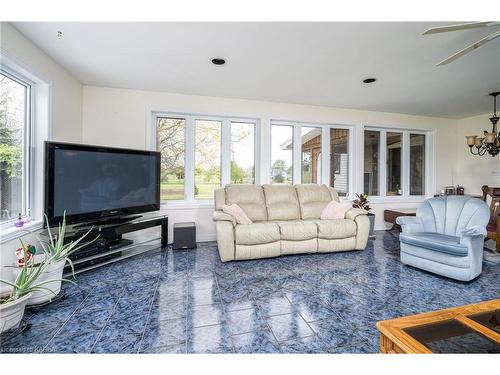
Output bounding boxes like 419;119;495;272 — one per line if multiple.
0;293;32;333
13;259;66;306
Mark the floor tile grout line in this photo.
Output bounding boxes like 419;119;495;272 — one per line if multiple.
136;273;162;353
40;291;91;353
88;285;128;353
213;265;236;353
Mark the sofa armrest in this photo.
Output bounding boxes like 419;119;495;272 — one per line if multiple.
460;225;487;238
395;216;423;234
345;208;367;221
213;210;236;226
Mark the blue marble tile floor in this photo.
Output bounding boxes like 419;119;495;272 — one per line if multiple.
1;230;499;354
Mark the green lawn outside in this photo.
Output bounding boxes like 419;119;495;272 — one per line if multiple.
160;181;219;200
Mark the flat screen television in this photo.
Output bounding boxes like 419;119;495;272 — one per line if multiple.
44;141;160;227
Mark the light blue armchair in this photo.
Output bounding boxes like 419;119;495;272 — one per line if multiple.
396;196;490;281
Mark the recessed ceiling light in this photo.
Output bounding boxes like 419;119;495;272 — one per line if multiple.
363;78;377;84
211;58;226;65
57;31;63;38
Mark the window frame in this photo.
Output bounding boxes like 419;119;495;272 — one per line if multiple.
150;111;259;206
364;126;434;201
270;120;355;198
0;67;33;231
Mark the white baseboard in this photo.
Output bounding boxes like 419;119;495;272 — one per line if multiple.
197;233;217;242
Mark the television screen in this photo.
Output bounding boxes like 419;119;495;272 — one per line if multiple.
45;142;160;225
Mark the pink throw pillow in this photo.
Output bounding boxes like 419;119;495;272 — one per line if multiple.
320;200;352;220
222;204;253;225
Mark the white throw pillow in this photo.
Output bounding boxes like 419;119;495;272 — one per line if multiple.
320;200;352;220
222;204;253;225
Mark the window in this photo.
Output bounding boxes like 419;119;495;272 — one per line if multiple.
231;122;255;184
386;132;402;196
0;71;30;224
271;121;352;195
195;120;221;200
364;128;429;197
153;113;257;202
156;117;185;200
410;133;426;195
364;130;380;196
330;128;349;197
301;126;321;184
271;125;293;184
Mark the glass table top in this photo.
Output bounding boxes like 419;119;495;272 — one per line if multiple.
403;318;500;354
468;309;500;334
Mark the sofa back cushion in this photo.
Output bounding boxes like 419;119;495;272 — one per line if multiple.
225;184;268;221
417;196;489;236
262;184;300;221
295;184;335;219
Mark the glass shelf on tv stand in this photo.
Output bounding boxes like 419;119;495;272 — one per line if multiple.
57;214;168;277
65;235;162;277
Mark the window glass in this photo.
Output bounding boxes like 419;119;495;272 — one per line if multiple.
301;126;322;184
364;130;379;196
271;125;293;184
156;117;185;200
330;128;349;196
231;122;255;184
410;134;426;195
195;120;221;199
0;72;26;222
386;132;402;196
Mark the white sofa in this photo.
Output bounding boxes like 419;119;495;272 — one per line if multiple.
212;184;370;262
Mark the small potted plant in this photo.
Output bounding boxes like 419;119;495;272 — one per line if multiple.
0;246;59;333
352;193;375;237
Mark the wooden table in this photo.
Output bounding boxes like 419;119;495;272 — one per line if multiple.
376;299;500;353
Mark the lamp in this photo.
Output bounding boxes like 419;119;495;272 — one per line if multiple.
465;92;500;157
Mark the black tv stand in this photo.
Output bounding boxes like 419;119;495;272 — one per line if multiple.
41;214;168;276
73;215;143;229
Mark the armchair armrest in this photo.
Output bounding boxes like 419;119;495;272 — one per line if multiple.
213;211;236;226
460;226;486;238
345;208;367;221
395;216;423;234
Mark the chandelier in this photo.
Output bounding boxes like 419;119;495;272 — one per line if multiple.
465;92;500;157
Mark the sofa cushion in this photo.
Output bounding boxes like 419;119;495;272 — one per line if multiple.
235;222;280;245
276;221;318;241
295;184;334;219
399;232;468;257
222;204;252;225
225;184;267;222
320;200;352;220
263;184;300;221
315;219;357;239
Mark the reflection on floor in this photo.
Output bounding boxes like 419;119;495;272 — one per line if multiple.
2;231;499;353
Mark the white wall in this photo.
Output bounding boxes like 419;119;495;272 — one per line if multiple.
1;22;83;142
454;113;500;195
82;85;459;240
0;22;83;277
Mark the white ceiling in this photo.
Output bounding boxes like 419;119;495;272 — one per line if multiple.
12;22;500;119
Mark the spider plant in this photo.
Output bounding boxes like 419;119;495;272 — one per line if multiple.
38;211;99;277
0;242;73;305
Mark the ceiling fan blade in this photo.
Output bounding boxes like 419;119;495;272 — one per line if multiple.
423;21;499;35
437;30;500;66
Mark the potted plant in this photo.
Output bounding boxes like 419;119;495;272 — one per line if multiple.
0;245;60;333
22;212;97;306
352;193;375;237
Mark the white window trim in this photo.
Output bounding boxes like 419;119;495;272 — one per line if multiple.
0;51;51;243
363;125;435;202
270;119;356;199
148;111;259;207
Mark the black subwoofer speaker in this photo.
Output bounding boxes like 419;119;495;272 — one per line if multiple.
173;222;196;250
